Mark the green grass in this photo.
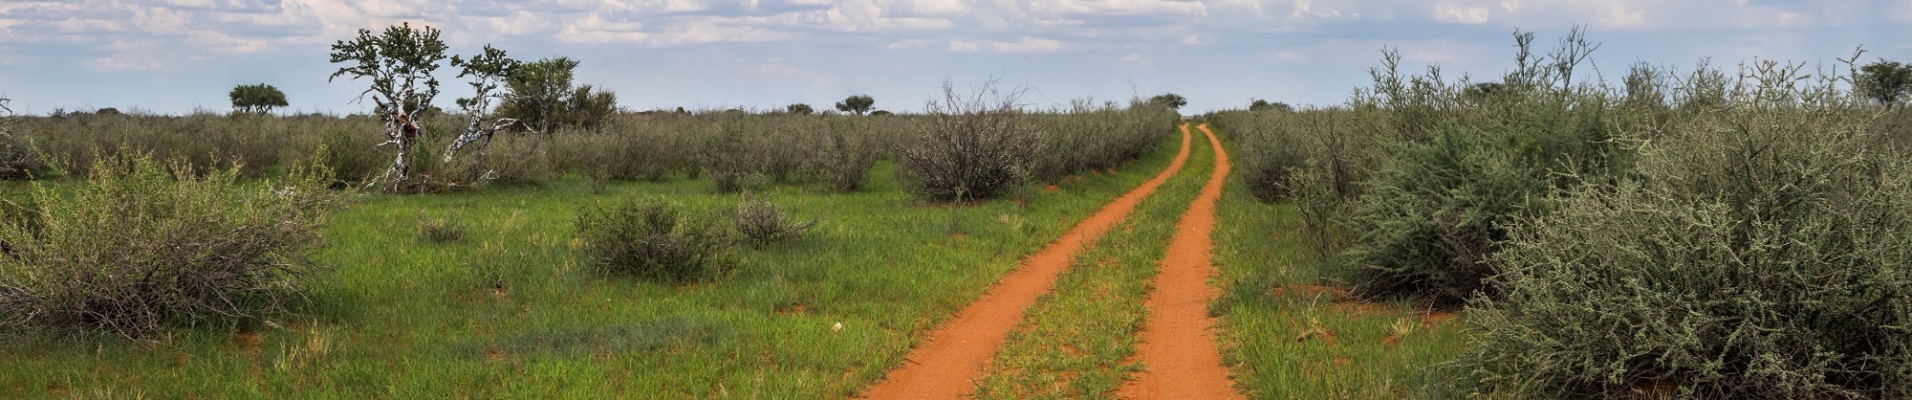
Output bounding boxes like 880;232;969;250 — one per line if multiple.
970;125;1214;399
1210;158;1473;399
0;132;1182;398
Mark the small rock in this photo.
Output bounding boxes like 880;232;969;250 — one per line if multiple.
832;322;844;332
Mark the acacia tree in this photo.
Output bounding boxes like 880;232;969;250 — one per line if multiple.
835;95;875;115
1249;99;1293;112
228;83;289;114
786;103;814;115
1149;93;1187;110
327;22;447;189
1860;59;1911;109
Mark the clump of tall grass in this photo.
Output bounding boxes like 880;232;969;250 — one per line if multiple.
1466;59;1912;399
0;150;333;338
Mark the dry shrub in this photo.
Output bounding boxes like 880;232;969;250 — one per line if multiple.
0;151;333;338
801;117;882;192
897;80;1041;202
732;194;815;249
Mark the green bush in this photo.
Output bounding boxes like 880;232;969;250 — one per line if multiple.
310;124;385;188
0;130;40;181
1343;31;1628;307
0;151;332;338
1467;89;1912;399
575;197;732;282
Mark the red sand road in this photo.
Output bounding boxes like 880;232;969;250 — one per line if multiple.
858;125;1195;400
1118;124;1244;400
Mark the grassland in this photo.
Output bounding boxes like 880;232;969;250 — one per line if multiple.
0;131;1182;398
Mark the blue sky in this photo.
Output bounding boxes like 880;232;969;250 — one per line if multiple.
1;0;1908;116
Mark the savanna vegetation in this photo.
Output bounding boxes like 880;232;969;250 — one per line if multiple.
1210;28;1912;399
4;18;1910;400
0;21;1186;398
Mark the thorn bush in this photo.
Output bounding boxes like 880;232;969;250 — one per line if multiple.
0;151;333;338
575;197;732;282
1467;66;1912;399
733;194;816;250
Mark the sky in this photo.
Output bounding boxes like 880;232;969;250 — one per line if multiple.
1;0;1909;116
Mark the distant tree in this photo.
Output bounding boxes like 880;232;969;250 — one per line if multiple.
229;83;289;114
328;22;448;188
786;103;814;115
870;110;893;116
1149;93;1187;110
1860;59;1912;109
496;57;618;132
835;95;875;115
1249;99;1292;112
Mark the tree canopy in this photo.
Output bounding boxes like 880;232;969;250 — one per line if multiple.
1149;93;1187;110
496;57;618;132
835;95;875;115
229;83;289;114
1860;59;1911;109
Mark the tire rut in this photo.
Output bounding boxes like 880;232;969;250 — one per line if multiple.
857;124;1196;400
1117;123;1244;400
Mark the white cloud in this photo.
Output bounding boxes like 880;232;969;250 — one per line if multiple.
945;36;1064;53
1123;52;1142;62
886;38;939;50
994;36;1064;53
1273;50;1307;62
1432;5;1490;24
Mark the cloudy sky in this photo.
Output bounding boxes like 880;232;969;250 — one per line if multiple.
1;0;1908;115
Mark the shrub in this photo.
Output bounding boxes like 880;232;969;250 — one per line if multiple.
575;197;732;282
1028;99;1175;183
733;194;815;250
1345;30;1627;307
459;133;559;186
0;151;332;338
311;124;385;188
0;100;43;181
1466;74;1912;399
897;80;1041;202
698;117;769;193
801;116;880;192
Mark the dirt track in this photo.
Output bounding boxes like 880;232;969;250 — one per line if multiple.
858;125;1195;400
1117;124;1243;399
